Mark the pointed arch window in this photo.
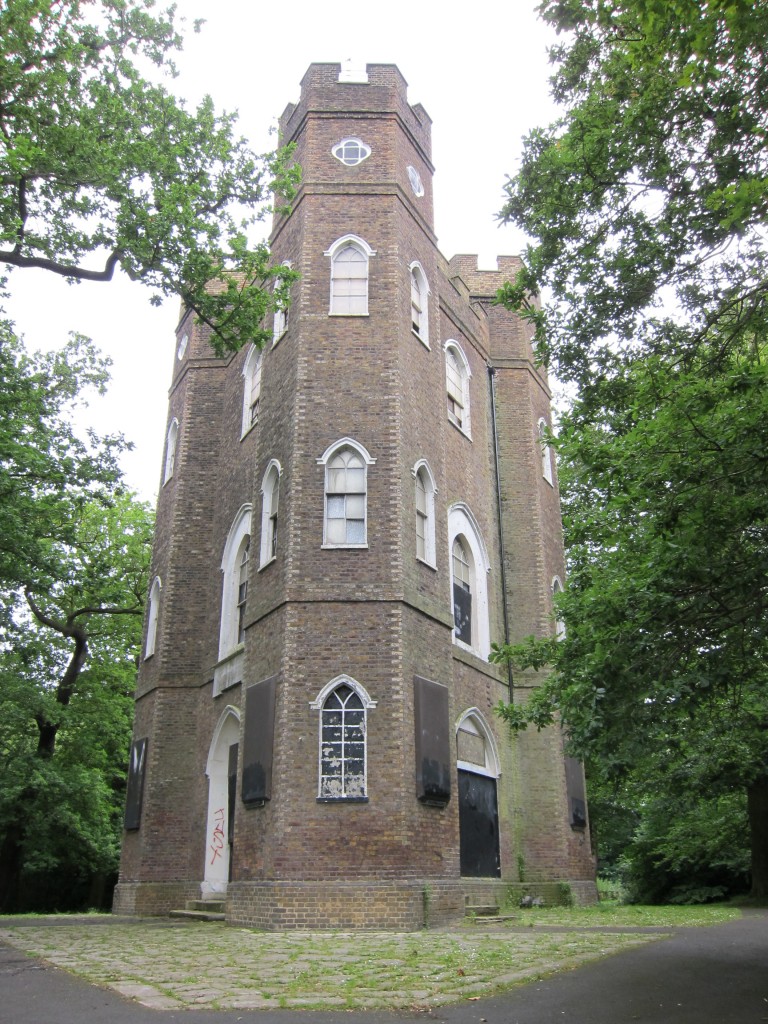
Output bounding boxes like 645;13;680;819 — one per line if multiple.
326;235;376;316
410;262;430;346
318;438;375;548
218;505;252;660
145;576;162;659
539;418;554;485
552;576;566;639
413;460;437;567
163;418;179;484
311;676;376;801
448;503;491;659
272;261;292;344
445;341;471;437
241;346;264;436
259;461;281;568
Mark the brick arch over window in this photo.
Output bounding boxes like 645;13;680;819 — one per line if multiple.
218;504;252;660
447;503;491;659
310;675;377;801
325;234;376;316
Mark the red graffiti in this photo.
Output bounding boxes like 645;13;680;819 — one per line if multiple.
208;807;226;865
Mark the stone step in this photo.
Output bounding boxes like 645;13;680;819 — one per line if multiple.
169;908;225;922
185;899;226;913
465;904;499;917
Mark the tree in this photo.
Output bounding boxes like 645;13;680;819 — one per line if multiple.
0;0;300;354
495;0;768;898
0;490;152;911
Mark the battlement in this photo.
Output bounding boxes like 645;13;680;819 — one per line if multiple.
447;255;525;298
279;62;432;159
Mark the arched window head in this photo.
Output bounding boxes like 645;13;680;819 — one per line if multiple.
448;503;491;659
410;262;430;346
241;346;264;436
326;235;376;316
318;438;375;548
552;576;566;639
145;576;162;659
539;418;554;485
259;461;281;568
413;460;437;567
445;342;471;437
456;709;501;779
311;675;376;801
218;505;252;660
163;418;179;484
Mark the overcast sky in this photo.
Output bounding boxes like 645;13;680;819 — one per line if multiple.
6;0;561;502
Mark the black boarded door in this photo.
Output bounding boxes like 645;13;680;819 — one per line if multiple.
227;743;238;882
458;770;500;877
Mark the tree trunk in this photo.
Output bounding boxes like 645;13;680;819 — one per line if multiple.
747;776;768;899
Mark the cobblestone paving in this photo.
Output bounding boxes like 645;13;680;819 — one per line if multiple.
0;920;664;1010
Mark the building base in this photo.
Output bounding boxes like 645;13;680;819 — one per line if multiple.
113;876;597;928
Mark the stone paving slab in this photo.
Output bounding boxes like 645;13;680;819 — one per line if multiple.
0;919;665;1011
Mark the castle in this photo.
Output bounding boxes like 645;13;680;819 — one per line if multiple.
113;63;596;929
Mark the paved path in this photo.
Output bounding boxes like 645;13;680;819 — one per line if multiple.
0;910;766;1023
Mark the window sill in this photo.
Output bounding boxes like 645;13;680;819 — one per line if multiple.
258;555;276;572
322;543;368;550
240;422;258;441
272;329;287;348
416;555;438;571
448;419;472;442
412;329;430;349
316;796;369;803
328;312;369;317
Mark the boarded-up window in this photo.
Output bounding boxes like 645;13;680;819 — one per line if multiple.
124;737;148;830
241;676;277;805
564;756;588;828
414;676;451;806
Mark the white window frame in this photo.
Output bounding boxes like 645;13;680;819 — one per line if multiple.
412;459;437;568
539;417;554;485
144;576;162;659
318;437;375;549
325;234;376;316
409;261;430;347
163;418;179;485
259;460;282;569
310;674;376;801
218;505;252;661
448;503;491;659
241;346;264;437
331;138;371;166
444;341;472;438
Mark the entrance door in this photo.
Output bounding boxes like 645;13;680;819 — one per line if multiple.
203;707;240;897
458;769;500;877
227;742;238;882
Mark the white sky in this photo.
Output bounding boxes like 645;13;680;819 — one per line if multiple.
5;0;560;502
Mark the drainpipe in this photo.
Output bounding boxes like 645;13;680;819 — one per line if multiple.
488;364;514;700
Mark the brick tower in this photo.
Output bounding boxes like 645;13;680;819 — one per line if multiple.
114;63;595;929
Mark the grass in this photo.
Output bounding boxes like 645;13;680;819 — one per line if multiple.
0;904;743;1010
507;902;741;928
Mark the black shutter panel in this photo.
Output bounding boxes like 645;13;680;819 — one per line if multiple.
414;676;451;806
124;737;148;830
241;676;277;805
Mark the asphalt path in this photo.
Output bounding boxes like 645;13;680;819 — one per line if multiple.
1;909;766;1024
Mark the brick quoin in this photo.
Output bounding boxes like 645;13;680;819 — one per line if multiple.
113;63;596;930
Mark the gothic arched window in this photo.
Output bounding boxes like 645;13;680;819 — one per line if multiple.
445;341;471;437
326;235;376;316
311;675;376;801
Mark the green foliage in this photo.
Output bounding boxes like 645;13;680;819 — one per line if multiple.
0;0;300;353
496;0;768;898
